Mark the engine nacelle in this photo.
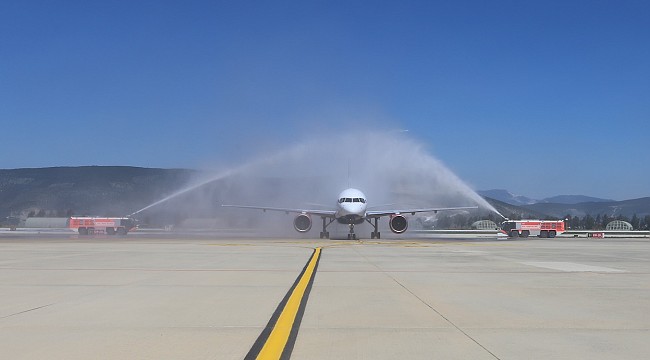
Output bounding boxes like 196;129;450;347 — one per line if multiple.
389;214;408;234
293;214;312;232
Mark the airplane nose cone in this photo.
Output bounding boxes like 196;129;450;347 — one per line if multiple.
342;203;364;214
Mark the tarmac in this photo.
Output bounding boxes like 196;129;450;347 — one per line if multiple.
1;231;649;359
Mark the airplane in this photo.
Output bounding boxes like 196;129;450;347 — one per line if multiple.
222;188;477;239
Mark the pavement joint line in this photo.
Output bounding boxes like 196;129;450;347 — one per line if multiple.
389;276;502;360
1;303;55;319
351;246;503;360
244;247;321;360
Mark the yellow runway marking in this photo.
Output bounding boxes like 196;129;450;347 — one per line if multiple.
245;247;322;360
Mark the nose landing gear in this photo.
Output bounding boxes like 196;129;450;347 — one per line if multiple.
347;224;357;240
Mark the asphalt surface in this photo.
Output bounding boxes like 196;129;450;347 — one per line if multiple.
1;232;649;359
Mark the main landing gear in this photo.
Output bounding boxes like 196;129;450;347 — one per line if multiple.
319;216;381;240
366;217;381;239
319;217;335;239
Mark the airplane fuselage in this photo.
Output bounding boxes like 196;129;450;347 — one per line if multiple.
335;188;367;224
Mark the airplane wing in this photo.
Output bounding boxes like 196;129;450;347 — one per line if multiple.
366;206;478;218
221;205;337;217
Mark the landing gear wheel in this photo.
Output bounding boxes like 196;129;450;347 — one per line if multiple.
347;224;357;240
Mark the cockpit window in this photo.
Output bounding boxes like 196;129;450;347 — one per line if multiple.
340;197;366;203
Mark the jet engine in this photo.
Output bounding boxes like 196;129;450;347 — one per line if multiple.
389;214;408;234
293;214;312;232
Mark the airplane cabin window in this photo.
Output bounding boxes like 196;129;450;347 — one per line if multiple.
361;199;366;203
345;198;352;202
353;198;359;203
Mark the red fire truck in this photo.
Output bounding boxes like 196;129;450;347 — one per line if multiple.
501;220;566;238
69;217;136;235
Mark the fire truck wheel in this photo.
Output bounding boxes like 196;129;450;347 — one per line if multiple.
78;228;88;235
509;230;519;237
106;227;116;235
549;230;556;238
540;230;548;238
116;227;127;236
521;230;530;238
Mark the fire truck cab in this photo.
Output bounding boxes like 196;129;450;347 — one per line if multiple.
501;220;566;238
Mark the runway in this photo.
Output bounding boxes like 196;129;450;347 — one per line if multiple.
1;233;649;359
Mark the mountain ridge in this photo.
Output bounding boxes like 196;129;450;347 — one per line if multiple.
1;167;648;224
478;189;615;206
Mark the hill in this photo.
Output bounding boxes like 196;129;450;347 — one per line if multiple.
540;195;614;204
477;189;537;206
524;197;650;218
0;166;195;220
478;189;614;206
482;197;551;220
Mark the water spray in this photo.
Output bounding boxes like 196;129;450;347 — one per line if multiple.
127;142;314;217
128;168;240;216
128;131;504;225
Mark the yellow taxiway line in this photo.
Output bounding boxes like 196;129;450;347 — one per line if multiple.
245;247;322;360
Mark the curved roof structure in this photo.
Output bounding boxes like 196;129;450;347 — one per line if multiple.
471;220;498;230
606;220;633;231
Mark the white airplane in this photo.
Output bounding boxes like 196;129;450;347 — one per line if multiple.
222;188;477;239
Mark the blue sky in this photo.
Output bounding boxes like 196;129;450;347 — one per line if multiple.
1;1;648;200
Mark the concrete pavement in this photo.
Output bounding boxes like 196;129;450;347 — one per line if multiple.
1;235;648;359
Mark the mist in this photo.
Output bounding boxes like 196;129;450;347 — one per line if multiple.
136;131;498;236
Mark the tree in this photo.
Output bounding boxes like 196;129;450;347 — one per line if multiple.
569;215;581;230
630;214;640;230
601;214;611;229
